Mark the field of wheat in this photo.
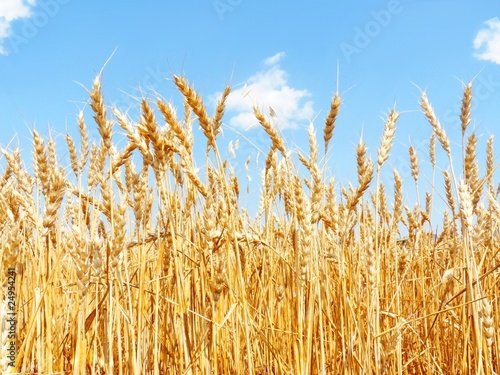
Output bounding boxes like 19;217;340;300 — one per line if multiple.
0;74;499;374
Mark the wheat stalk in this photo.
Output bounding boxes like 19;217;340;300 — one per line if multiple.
460;81;472;136
420;91;451;156
486;135;495;195
173;75;215;150
90;76;112;151
254;105;286;156
409;145;419;185
377;108;399;169
324;92;341;155
1;73;499;373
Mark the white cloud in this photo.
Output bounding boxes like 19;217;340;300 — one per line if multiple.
0;0;37;55
263;51;286;67
473;17;500;64
213;52;314;130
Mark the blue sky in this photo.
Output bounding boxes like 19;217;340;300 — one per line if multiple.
1;0;499;220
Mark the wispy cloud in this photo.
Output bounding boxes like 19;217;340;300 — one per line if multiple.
213;52;314;130
263;51;286;67
473;17;500;64
0;0;37;55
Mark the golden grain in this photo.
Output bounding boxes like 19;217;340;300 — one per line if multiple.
1;76;499;374
324;92;341;155
254;105;286;156
409;145;419;185
460;81;472;136
377;108;399;169
421;91;451;156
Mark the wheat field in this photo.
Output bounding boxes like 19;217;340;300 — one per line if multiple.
0;75;499;374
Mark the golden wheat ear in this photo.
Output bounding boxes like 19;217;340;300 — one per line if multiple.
324;91;341;155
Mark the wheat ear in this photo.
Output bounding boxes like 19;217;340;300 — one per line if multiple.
460;81;472;136
420;91;451;157
377;108;399;169
324;92;341;155
173;75;215;150
253;106;286;156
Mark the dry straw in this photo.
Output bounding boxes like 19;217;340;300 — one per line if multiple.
1;75;499;374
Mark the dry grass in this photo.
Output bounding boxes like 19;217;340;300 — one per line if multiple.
1;76;499;374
